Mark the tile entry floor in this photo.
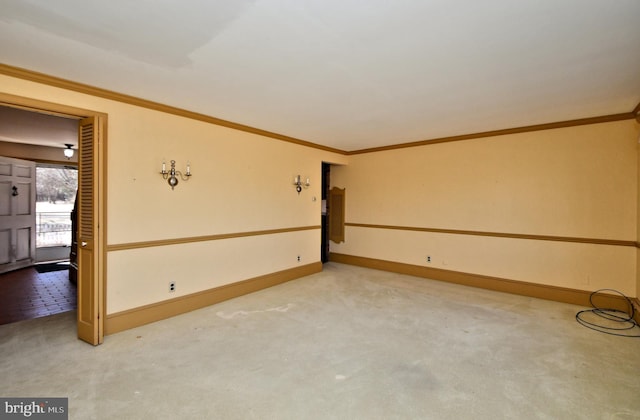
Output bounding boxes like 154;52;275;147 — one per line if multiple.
0;265;76;325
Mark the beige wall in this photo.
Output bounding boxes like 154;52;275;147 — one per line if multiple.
331;120;639;297
107;105;337;243
0;74;347;314
2;71;638;314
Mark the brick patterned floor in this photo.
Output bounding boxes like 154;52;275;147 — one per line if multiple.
0;266;77;325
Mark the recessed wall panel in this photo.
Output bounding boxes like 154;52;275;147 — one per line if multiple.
0;181;11;215
16;227;31;261
16;182;31;215
0;162;11;176
0;230;10;264
15;165;32;178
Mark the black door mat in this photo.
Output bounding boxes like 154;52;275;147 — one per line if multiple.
35;262;70;273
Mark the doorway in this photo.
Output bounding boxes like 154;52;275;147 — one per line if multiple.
0;94;105;345
0;158;78;325
321;162;330;263
35;164;78;263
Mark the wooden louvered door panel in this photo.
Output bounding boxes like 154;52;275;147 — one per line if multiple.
77;117;102;345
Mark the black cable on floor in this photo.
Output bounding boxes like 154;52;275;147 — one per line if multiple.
576;289;640;337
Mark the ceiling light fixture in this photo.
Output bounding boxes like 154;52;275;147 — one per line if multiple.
63;144;74;159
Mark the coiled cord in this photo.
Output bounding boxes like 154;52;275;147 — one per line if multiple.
575;289;640;337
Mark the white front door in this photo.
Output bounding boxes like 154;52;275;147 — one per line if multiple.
0;156;36;274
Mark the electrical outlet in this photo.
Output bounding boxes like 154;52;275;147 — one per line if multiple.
426;255;431;263
169;281;176;292
297;255;301;262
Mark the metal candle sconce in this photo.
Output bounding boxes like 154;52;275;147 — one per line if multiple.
160;160;192;190
293;175;310;194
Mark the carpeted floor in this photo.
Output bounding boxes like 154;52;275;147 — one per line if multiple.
0;263;638;419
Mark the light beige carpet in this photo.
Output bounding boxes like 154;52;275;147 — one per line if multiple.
1;263;639;419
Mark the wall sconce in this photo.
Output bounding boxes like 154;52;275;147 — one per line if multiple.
293;175;310;194
63;144;74;159
160;160;192;190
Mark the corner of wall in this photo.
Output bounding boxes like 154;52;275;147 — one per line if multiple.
636;119;640;300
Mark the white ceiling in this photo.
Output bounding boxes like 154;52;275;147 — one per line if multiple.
1;0;639;152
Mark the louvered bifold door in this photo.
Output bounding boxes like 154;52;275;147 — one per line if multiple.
77;116;101;345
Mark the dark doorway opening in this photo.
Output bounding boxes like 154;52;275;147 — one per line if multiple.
321;162;330;263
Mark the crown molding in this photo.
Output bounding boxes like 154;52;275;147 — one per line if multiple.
0;63;345;155
2;63;638;155
349;112;637;155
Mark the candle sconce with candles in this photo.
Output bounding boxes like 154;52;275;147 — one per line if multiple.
293;175;310;194
160;159;192;190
